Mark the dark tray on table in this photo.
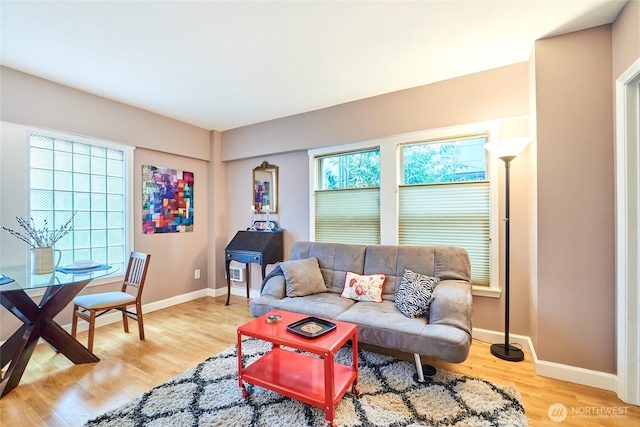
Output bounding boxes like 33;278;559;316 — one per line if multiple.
286;317;336;339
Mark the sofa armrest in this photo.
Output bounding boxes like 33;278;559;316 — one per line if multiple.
261;274;286;299
429;280;472;336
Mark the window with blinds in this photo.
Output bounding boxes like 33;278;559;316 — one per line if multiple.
314;149;380;244
315;188;380;244
399;135;490;285
30;133;129;273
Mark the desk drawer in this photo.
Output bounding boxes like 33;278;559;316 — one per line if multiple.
227;251;262;264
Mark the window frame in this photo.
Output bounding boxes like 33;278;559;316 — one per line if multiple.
317;148;381;190
310;143;382;244
27;127;135;289
309;122;502;297
398;133;494;290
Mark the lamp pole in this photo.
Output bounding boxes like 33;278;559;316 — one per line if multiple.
491;156;524;361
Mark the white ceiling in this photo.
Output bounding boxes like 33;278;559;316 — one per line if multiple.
0;1;627;131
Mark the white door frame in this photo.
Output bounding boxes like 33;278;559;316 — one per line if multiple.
615;57;640;405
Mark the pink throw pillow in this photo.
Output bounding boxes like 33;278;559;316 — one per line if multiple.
340;271;386;303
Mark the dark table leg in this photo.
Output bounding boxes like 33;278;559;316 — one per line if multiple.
0;324;39;397
225;259;232;306
245;263;250;298
0;279;99;397
261;263;267;282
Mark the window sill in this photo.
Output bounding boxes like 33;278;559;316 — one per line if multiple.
472;285;501;298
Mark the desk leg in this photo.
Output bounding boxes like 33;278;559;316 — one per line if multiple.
225;259;232;306
245;263;250;298
261;263;267;283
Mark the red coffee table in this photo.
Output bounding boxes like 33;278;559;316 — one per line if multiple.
237;310;359;427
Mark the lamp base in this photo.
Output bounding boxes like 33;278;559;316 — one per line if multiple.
490;343;524;362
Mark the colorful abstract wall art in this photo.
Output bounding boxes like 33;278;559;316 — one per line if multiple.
142;165;194;234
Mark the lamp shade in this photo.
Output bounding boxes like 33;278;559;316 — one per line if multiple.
484;137;531;161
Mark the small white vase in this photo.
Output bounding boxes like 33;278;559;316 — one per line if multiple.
32;247;62;275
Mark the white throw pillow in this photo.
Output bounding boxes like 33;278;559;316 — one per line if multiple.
340;271;386;303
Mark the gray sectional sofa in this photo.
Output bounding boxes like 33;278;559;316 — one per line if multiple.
249;241;473;380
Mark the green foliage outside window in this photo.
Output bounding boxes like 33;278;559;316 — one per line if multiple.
319;137;486;190
321;150;380;189
403;138;486;184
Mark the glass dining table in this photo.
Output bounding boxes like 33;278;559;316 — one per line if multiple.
0;265;115;397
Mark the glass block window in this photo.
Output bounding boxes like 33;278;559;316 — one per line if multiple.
30;133;129;273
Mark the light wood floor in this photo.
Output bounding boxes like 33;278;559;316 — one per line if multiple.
1;295;638;426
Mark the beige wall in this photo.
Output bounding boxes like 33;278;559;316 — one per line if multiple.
222;64;532;334
612;0;640;79
527;49;540;352
0;68;212;342
222;63;529;161
534;25;615;373
208;130;228;291
0;66;210;161
225;151;310;289
134;149;210;301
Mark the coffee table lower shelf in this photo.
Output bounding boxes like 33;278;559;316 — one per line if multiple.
240;347;357;410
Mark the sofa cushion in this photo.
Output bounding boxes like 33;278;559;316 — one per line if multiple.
336;300;428;335
280;257;326;297
291;242;367;294
269;293;355;319
395;269;440;318
261;274;286;299
340;272;385;302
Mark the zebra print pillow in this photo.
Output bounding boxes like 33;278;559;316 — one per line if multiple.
395;269;440;318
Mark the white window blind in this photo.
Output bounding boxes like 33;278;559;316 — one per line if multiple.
315;188;380;244
30;133;128;273
398;181;490;285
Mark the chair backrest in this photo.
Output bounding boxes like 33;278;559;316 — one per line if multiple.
121;252;151;300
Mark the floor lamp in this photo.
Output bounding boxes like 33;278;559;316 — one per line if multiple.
485;137;530;362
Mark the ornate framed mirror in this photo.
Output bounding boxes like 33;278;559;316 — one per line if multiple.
253;161;278;213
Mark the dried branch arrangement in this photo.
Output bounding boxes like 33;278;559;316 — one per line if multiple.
2;214;75;248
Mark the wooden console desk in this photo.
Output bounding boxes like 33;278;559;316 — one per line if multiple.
225;227;283;306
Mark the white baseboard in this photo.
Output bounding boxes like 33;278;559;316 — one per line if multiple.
210;286;228;298
229;284;260;299
472;327;617;392
472;327;531;350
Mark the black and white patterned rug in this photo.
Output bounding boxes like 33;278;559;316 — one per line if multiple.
85;338;527;426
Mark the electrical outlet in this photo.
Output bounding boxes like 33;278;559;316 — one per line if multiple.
194;269;200;279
